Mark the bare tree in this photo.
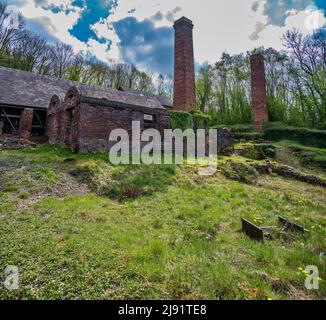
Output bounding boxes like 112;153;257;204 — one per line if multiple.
50;42;74;78
0;2;21;53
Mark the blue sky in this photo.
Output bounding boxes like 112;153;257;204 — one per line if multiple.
8;0;326;76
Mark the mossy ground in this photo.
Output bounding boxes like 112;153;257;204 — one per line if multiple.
0;143;325;300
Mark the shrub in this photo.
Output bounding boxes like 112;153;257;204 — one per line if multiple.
3;184;18;193
192;112;211;130
168;111;193;131
233;132;264;141
263;124;326;148
19;191;30;199
221;124;254;133
71;160;176;201
168;110;212;131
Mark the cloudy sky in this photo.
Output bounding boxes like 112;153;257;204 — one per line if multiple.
8;0;326;76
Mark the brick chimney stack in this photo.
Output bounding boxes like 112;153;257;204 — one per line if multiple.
173;17;196;111
250;53;269;132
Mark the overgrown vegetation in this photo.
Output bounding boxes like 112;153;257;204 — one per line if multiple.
70;161;176;201
0;143;325;300
2;2;326;131
168;111;194;131
168;110;211;130
196;30;326;130
263;123;326;148
225;122;326;149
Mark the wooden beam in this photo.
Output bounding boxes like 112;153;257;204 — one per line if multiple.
0;107;17;133
242;218;264;241
279;216;305;233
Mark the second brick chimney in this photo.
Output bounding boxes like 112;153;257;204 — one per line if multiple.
250;54;269;132
173;17;196;111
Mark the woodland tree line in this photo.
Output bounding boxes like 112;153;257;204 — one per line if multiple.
1;2;325;129
0;2;173;97
196;30;326;129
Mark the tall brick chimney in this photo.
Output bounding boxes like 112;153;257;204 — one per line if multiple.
250;54;268;132
173;17;196;111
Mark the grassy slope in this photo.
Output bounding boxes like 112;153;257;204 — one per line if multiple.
0;144;325;300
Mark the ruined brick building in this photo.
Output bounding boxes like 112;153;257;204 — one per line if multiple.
0;16;268;151
0;66;74;139
48;85;171;153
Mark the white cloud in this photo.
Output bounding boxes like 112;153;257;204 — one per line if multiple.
107;0;326;63
14;0;326;68
14;0;113;60
257;8;326;51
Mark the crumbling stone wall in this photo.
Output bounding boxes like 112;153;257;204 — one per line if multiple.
250;54;269;132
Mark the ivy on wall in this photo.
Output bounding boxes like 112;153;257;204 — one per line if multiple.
168;110;211;130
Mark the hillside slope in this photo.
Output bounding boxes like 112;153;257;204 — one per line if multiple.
0;143;325;300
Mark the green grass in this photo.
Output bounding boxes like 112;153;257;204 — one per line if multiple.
274;141;326;179
0;144;325;300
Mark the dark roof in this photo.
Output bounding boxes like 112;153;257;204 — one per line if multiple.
0;66;74;109
0;66;172;111
118;87;173;108
77;85;165;110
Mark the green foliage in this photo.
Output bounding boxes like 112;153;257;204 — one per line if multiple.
276;141;326;170
196;36;326;130
192;112;211;130
168;110;193;130
1;144;325;299
30;166;58;187
19;191;30;199
221;160;259;184
233;132;264;141
267;96;287;123
263;124;326;148
70;159;176;201
3;183;18;192
223;124;254;133
168;110;211;131
234;143;276;160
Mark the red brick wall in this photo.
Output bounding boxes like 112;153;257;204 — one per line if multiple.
48;101;171;153
250;54;269;132
47;96;64;145
18;108;34;139
173;17;196;111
